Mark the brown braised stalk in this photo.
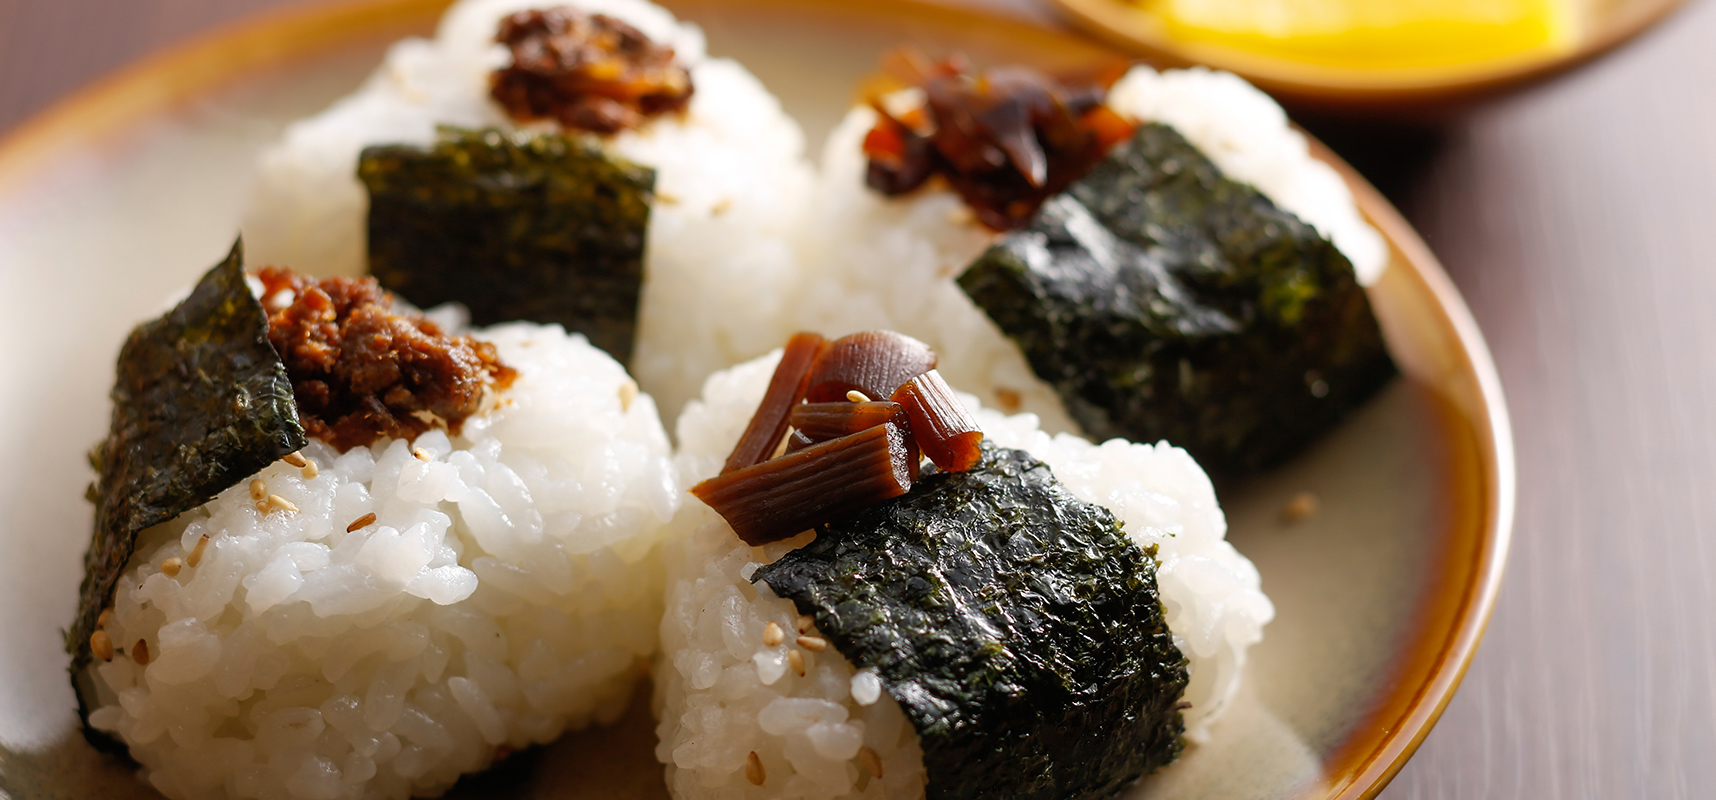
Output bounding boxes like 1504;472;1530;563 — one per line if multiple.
804;331;936;403
892;370;982;472
791;401;920;480
723;333;828;474
693;422;913;546
784;429;816;454
790;401;906;440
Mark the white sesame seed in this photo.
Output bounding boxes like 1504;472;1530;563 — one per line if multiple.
745;751;765;785
859;746;884;778
186;534;209;568
90;630;113;662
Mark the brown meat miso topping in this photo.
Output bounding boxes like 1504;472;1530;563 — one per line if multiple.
892;370;982;472
863;52;1135;230
257;267;516;452
723;332;828;474
804;330;937;404
491;7;694;135
692;422;913;546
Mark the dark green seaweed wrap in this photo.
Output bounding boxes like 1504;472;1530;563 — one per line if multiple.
68;239;305;744
359;126;654;364
754;442;1187;800
958;123;1394;477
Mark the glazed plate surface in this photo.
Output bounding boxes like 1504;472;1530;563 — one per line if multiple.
0;1;1512;798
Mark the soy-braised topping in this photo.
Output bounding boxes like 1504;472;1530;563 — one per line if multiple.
805;331;937;404
491;7;694;135
892;370;982;472
257;267;516;452
863;52;1134;230
790;401;907;441
785;429;816;454
723;332;828;474
792;401;920;481
692;422;914;546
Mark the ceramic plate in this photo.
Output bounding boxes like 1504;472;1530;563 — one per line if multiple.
0;1;1512;798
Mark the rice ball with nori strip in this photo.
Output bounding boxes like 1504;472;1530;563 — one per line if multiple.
791;61;1391;476
655;348;1272;799
243;0;814;422
72;246;679;800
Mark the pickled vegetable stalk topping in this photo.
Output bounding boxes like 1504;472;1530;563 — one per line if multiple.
691;331;983;545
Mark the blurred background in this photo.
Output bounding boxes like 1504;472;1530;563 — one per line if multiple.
2;0;1713;797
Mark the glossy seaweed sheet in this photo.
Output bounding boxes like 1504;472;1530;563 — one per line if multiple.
958;123;1394;477
755;442;1187;800
359;127;654;364
69;240;306;742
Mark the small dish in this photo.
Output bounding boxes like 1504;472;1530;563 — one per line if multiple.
1046;0;1690;110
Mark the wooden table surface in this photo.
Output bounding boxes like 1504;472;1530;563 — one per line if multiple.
3;0;1713;797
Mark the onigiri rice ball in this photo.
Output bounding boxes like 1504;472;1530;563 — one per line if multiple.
653;349;1273;799
788;65;1388;434
80;319;680;800
242;0;814;421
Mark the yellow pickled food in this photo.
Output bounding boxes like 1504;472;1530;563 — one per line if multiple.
1148;0;1578;71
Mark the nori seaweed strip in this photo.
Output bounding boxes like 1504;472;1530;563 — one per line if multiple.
756;442;1187;800
958;123;1394;477
69;239;306;745
359;126;654;364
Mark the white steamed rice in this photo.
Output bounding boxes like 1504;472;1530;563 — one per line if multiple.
789;65;1387;431
82;321;679;800
242;0;813;422
654;350;1274;799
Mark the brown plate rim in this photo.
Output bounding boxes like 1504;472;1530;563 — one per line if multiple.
0;0;1516;797
1045;0;1690;107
